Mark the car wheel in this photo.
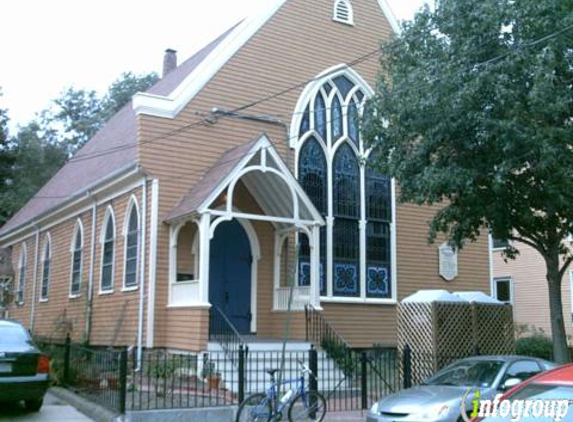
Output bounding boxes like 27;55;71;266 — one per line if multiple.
24;398;43;412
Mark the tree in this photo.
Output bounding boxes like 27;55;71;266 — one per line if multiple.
0;91;16;225
40;71;159;155
364;0;573;362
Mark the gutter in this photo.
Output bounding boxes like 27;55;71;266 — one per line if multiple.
0;163;140;244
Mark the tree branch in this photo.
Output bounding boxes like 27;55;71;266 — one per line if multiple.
559;256;573;279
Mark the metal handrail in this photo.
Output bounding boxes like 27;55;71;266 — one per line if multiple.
209;305;247;366
304;304;351;350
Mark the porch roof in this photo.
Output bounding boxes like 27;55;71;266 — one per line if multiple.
165;135;325;229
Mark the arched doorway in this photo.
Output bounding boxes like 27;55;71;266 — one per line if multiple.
209;219;252;333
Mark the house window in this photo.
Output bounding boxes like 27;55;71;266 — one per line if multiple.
333;0;354;25
492;238;510;249
124;202;139;289
295;70;394;301
70;220;83;297
100;208;115;293
40;236;51;301
494;277;512;303
17;244;27;304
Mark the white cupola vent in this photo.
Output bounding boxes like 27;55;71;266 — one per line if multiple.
333;0;354;25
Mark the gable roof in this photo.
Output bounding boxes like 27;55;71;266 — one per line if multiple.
0;24;239;240
166;134;325;227
132;0;399;119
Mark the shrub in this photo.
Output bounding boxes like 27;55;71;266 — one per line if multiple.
516;335;553;360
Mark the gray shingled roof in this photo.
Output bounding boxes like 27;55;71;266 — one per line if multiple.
0;24;239;238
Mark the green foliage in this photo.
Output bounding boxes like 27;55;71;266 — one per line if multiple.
0;71;159;227
516;335;554;361
320;338;356;377
364;0;573;362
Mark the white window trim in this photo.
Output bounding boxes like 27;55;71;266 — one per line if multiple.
122;195;140;292
333;0;354;26
291;67;397;304
39;233;51;302
490;234;512;251
17;242;27;305
69;219;84;299
99;205;116;294
493;276;513;304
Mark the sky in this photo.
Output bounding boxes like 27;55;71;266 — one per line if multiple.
0;0;427;132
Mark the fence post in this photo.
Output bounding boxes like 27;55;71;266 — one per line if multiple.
63;333;71;386
309;345;318;392
403;344;412;389
361;352;368;410
238;345;246;404
118;348;128;415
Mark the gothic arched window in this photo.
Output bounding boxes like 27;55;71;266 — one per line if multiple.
295;70;394;300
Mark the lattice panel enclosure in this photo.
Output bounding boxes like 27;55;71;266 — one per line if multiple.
397;293;515;385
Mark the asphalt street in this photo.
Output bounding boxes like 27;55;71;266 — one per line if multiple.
0;392;95;422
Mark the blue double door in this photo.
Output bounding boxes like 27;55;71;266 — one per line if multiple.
209;219;253;334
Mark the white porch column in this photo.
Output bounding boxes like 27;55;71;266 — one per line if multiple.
198;212;211;304
310;225;322;309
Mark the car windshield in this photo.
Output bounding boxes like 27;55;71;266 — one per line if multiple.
0;325;32;349
425;360;504;388
478;384;573;422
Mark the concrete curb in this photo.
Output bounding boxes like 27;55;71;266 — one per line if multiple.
48;387;118;422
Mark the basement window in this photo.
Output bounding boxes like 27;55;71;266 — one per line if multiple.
333;0;354;25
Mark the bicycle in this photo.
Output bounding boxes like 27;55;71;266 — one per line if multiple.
235;360;327;422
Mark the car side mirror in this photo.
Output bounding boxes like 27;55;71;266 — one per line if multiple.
502;378;521;391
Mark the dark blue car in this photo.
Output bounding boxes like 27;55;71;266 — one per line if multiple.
0;320;50;411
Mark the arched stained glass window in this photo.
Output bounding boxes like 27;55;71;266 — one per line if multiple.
298;137;328;293
332;96;343;143
299;138;327;214
294;70;394;300
124;204;139;289
333;144;359;218
71;222;83;296
101;210;115;292
40;237;51;301
314;94;327;140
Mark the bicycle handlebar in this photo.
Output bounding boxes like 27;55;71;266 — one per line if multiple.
297;360;317;379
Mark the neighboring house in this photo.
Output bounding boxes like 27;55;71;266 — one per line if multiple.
0;0;491;353
491;237;573;343
0;248;14;318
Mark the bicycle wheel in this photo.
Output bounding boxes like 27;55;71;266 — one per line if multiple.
236;393;272;422
287;390;327;422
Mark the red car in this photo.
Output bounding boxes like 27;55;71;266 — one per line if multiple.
475;363;573;421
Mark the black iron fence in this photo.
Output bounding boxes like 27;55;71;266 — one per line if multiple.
37;336;476;415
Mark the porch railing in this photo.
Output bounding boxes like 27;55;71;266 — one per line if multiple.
209;305;247;367
274;286;310;311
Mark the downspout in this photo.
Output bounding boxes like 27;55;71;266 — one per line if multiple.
136;177;148;370
146;179;159;349
85;194;97;344
29;224;40;332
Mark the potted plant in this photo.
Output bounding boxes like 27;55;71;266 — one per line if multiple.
202;358;221;390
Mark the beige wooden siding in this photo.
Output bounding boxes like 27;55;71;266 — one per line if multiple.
139;0;490;350
493;241;573;343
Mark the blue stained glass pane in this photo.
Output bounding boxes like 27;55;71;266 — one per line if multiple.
334;144;360;218
356;90;365;103
299;259;311;287
323;83;333;96
348;100;359;145
314;94;327;140
333;263;359;296
332;96;343;142
333;75;355;100
300;105;310;137
299;138;327;214
366;162;392;222
367;265;390;297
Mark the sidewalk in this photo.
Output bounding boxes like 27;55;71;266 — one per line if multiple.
327;410;366;421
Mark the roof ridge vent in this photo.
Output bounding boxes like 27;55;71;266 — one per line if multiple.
333;0;354;25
